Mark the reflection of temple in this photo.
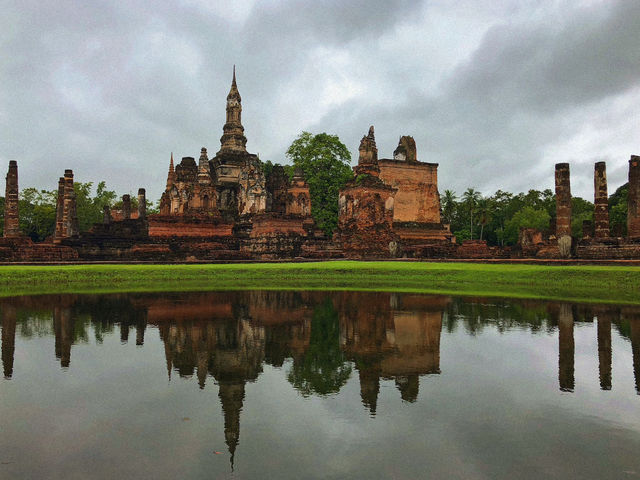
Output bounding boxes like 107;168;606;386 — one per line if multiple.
4;291;640;471
338;292;445;413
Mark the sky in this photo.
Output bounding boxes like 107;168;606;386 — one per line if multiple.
1;0;639;203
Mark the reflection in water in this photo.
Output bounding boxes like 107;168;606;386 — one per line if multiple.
2;291;640;475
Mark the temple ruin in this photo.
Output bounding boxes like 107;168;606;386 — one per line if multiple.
1;66;640;261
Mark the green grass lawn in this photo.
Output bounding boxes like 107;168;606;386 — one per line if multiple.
0;261;638;304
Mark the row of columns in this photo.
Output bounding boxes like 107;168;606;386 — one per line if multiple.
3;161;147;239
555;155;640;243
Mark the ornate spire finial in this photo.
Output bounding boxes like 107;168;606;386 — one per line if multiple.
166;152;176;190
232;65;236;86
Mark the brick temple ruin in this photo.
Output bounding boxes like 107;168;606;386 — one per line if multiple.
2;69;640;261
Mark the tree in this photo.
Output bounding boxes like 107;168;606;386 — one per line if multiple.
286;132;353;235
571;196;594;238
476;197;492;241
504;206;551;245
462;188;481;240
609;183;628;236
441;190;457;225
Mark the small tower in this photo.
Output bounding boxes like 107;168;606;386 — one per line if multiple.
198;147;211;185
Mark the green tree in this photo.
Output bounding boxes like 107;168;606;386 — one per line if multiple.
441;190;457;225
476;197;492;241
462;188;481;240
19;188;57;241
286;132;353;235
287;299;352;396
571;197;594;238
504;206;551;245
608;183;628;236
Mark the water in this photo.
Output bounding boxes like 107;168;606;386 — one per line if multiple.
1;291;639;479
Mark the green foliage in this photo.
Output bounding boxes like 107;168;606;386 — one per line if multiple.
570;196;594;238
6;181;119;241
18;188;57;241
504;206;551;245
609;183;628;236
287;299;352;396
286;131;352;235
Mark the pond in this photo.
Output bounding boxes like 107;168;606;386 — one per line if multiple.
1;291;639;479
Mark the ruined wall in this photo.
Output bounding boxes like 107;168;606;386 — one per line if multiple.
378;160;441;224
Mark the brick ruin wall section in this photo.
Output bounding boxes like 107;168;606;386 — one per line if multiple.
378;160;441;224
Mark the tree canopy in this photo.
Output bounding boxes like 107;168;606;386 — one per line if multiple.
286;131;353;235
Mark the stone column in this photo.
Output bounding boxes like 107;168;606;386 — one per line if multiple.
593;162;609;239
628;155;640;240
122;194;131;220
54;177;65;242
102;205;111;224
3;161;20;237
555;163;572;257
137;188;146;220
558;303;574;392
63;170;79;237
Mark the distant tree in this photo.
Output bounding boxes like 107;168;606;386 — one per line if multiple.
19;188;57;241
476;197;492;241
571;197;594;238
504;206;551;245
286;132;353;235
608;183;628;236
462;188;481;240
75;181;117;232
441;190;457;225
488;190;513;246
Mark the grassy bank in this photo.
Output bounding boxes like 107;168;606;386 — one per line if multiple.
0;261;639;304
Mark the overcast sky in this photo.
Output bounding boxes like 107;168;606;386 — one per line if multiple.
2;0;639;203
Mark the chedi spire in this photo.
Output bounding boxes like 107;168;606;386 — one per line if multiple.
219;66;247;155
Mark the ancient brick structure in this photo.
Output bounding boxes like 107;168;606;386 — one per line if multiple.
377;136;454;255
137;188;146;219
593;162;609;239
53;177;65;242
213;68;266;217
160;149;218;216
122;194;131;220
3;161;20;237
336;126;398;257
286;168;311;217
629;155;640;240
555;163;572;257
62;169;79;238
266;165;288;215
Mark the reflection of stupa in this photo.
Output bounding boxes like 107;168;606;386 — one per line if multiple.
155;294;267;469
338;292;445;413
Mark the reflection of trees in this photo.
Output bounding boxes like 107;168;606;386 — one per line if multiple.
287;299;351;396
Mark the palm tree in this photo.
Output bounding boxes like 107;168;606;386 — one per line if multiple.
462;188;481;239
441;190;457;225
476;197;492;241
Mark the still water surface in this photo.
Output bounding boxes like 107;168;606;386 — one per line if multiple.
1;291;640;479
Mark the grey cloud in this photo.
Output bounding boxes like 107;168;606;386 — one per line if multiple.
1;0;638;204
